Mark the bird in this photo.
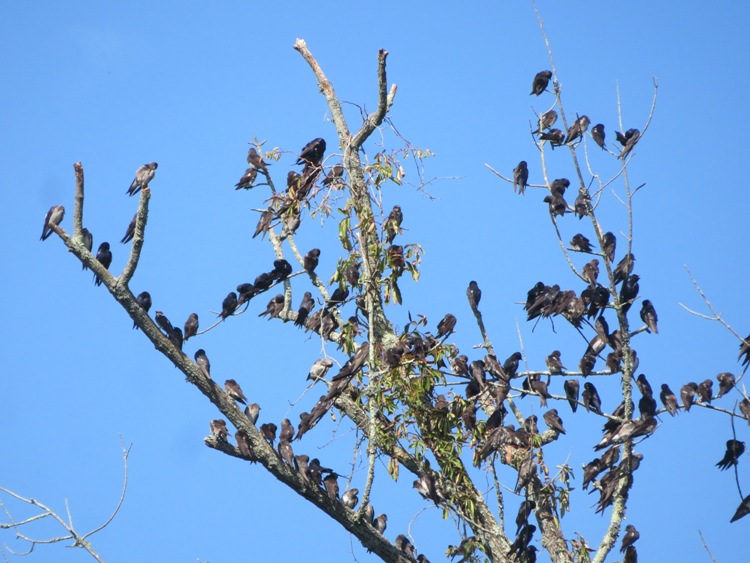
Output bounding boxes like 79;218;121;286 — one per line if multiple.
640;300;658;334
513;161;529;195
546;350;565;374
258;294;285;320
436;314;457;338
280;418;295;442
602;232;616;262
619;274;640;315
303;248;321;273
133;291;152;330
234;167;257;190
717;372;736;398
168;327;183;351
583;382;602;414
296;138;326;166
582;259;599;287
373;514;388;534
235;430;253;458
530;70;552;96
466;281;482;312
716;439;745;471
563;379;579;412
579;354;596;378
623;546;637;563
331;341;370;382
322;164;344;186
80;227;93;269
295;292;315;327
680;382;698;412
252;209;274;239
660;384;679;416
155;311;174;334
570;233;592;253
209;419;229;442
591;123;606;149
244;403;260;425
308;358;334;382
503;352;523;377
224;379;248;404
260;422;277;445
539;128;564;146
126;162;158;196
613;253;636;285
395;534;415;559
246;147;269;171
544;193;568;217
582;457;604;490
697;379;714;403
731;494;750;522
278;439;294;466
194;349;211;379
342;488;359;509
183;313;199;341
740;398;750;424
40;205;65;241
565;115;590;144
620;525;640;552
385;205;403;244
515;500;536;534
220;292;238;319
321;471;339;500
93;242;112;286
120;214;137;244
739;334;750;367
543;409;566;434
616;128;641;160
574;190;590;219
636;374;653;398
532;109;558;133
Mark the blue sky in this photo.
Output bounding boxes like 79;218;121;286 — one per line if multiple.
2;1;749;561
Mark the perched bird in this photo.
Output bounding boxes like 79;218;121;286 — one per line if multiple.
342;488;359;509
330;341;370;382
591;123;606;149
530;70;553;96
93;242;112;286
616;128;641;160
546;350;566;374
307;359;334;383
385;205;403;244
680;382;698;412
532;109;557;133
155;311;174;334
295;292;315;327
296;138;326;166
40;205;66;241
550;178;569;196
278;418;295;443
235;430;253;458
220;292;238;319
582;259;599;287
739;334;750;367
602;232;616;262
395;534;415;559
564;379;579;412
574;189;590;219
246;147;269;171
717;372;736;398
194;349;211;379
623;545;637;563
278;439;294;466
245;403;260;425
436;313;457;338
731;494;750;523
133;291;152;330
582;457;604;490
168;327;183;351
260;422;277;446
740;398;750;424
126;162;158;196
697;379;714;403
639;300;658;334
716;439;745;471
539;128;565;146
636;374;654;398
234;167;257;190
619;274;640;315
660;384;679;416
543;409;566;434
80;227;94;269
620;525;640;552
530;377;552;407
570;233;593;253
513;161;529;195
467;281;482;312
583;382;602;414
224;379;248;404
613;253;636;285
183;313;199;341
252;209;274;239
580;354;596;378
544;193;568;217
322;164;344;186
515;500;536;534
524;414;539;435
209;419;229;442
303;248;321;273
326;285;349;308
373;514;387;534
503;352;523;377
565;115;590;144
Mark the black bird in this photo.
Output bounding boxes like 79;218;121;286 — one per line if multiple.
436;313;457;338
322;164;344;186
296;138;326;166
544;193;568;217
580;354;596;378
739;334;750;367
546;350;565;374
731;495;750;523
513;161;529;195
636;374;653;398
623;545;637;563
564;379;579;412
530;70;552;95
543;409;566;434
582;457;604;490
565;115;590;144
640;300;658;333
515;500;536;534
717;372;736;398
660;384;679;416
209;419;229;442
326;285;349;308
503;352;522;377
331;341;370;382
591;123;606;149
374;514;387;534
234;167;257;190
258;294;285;320
295;292;315;327
385;205;403;244
40;205;65;241
582;259;599;287
550;178;569;196
253;209;274;239
616;128;641;160
80;227;93;269
303;248;321;273
740;398;750;424
247;147;269;171
574;189;590;219
236;283;257;307
619;274;640;315
539;128;564;146
260;422;277;446
529;377;552;407
93;242;112;286
583;382;602;414
680;382;698;412
532;109;557;133
697;379;714;403
220;292;238;319
613;253;636;284
716;439;745;471
168;327;183;351
133;291;152;330
602;232;616;262
183;313;199;341
126;162;158;196
194;349;211;379
245;403;260;425
155;311;174;334
620;525;639;552
570;233;593;253
466;281;482;312
271;259;293;281
395;534;415;559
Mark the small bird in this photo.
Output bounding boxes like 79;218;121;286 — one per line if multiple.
613;253;636;284
579;354;596;378
235;430;253;458
395;534;415;559
640;300;658;334
532;109;558;133
373;514;388;534
582;259;599;287
583;382;602;414
544;193;568;217
280;418;295;442
574;190;590;219
194;349;211;379
602;232;616;262
80;227;93;269
303;248;321;273
739;334;750;367
209;419;229;442
224;379;248;404
296;138;326;166
322;164;344;186
619;274;640;315
244;403;260;425
565;115;590;144
342;488;359;509
546;350;565;374
93;242;112;286
515;500;536;534
697;379;714;403
620;525;639;552
278;439;294;466
543;409;566;434
120;214;137;244
183;313;199;341
155;311;174;334
295;292;315;327
616;128;641;160
591;123;606;149
260;422;277;445
660;384;679;416
220;292;238;319
717;372;736;398
570;233;592;253
385;205;403;244
467;281;482;312
530;70;553;96
126;162;158;196
563;379;579;413
680;382;698;412
636;374;654;398
436;313;457;338
246;147;269;171
623;546;637;563
234;167;257;190
323;472;339;500
731;494;750;523
40;205;65;241
503;352;523;377
258;294;285;320
253;209;274;239
582;457;604;490
716;439;745;471
308;358;334;382
168;327;183;351
740;398;750;424
133;291;152;330
513;161;529;195
539;128;565;146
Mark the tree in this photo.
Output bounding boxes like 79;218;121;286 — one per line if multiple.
6;4;750;563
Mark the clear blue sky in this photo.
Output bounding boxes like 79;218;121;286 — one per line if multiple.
2;2;749;562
